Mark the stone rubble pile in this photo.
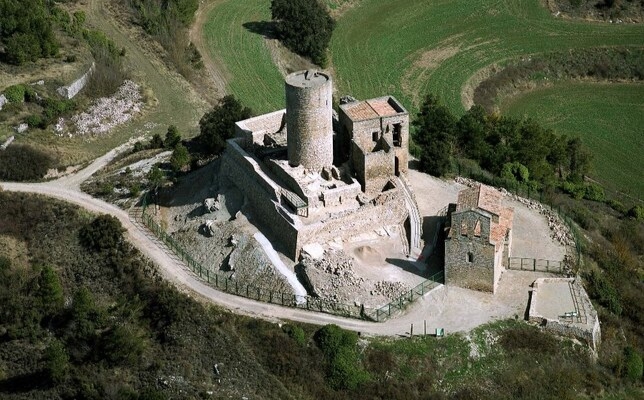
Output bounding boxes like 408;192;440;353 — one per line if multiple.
455;177;575;247
371;280;409;301
67;80;142;136
301;250;365;301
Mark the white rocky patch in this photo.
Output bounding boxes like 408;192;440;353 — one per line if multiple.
69;80;142;136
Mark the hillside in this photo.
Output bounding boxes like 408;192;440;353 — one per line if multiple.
0;189;642;398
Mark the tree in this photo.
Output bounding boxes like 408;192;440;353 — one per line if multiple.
0;0;59;65
147;165;165;191
412;94;456;176
37;265;64;315
170;143;191;171
270;0;335;66
164;125;181;149
44;339;69;384
198;95;252;155
149;133;164;149
79;215;125;252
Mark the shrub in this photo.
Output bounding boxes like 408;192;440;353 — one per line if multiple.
45;339;70;384
149;133;164;149
198;95;252;155
3;84;26;103
624;347;643;383
314;324;369;390
24;114;44;129
79;215;125;252
164;125;181;149
627;205;644;221
282;324;306;346
584;184;605;202
0;144;54;181
562;181;586;200
133;141;145;153
606;199;627;214
585;269;622;315
170;143;190;172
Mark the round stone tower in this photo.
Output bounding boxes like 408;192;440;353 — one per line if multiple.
285;70;333;170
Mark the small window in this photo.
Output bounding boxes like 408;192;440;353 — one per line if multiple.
372;131;379;142
460;220;468;236
474;220;481;237
467;252;474;263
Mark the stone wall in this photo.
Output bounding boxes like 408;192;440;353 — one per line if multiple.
445;210;498;292
528;278;601;351
222;141;301;257
0;94;6;111
57;62;94;99
321;182;361;207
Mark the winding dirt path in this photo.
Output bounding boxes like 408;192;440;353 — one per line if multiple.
189;0;229;97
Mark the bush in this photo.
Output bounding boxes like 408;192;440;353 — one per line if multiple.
606;199;627;214
624;347;643;383
562;181;586;200
585;269;622;315
170;143;190;172
198;95;252;155
45;339;70;384
24;114;44;129
584;184;605;202
149;134;164;149
3;84;26;103
0;144;54;181
627;205;644;221
164;125;181;149
79;215;125;252
282;324;306;346
314;324;369;390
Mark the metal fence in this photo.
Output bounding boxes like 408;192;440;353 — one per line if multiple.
369;271;444;322
140;193;444;322
507;257;563;273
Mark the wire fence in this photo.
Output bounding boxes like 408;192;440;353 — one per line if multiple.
140;192;444;322
507;257;563;273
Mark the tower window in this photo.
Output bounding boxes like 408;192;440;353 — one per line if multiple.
393;123;402;147
467;252;474;263
372;131;379;142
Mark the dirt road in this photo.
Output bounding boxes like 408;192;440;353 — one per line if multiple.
1;168;540;337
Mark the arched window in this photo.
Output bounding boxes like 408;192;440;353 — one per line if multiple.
467;252;474;263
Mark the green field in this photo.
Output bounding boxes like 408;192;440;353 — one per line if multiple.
202;0;284;114
501;82;644;200
205;0;643;114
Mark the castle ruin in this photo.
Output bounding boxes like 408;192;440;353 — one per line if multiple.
221;70;422;260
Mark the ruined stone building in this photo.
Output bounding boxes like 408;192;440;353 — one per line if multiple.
221;70;422;260
445;184;514;292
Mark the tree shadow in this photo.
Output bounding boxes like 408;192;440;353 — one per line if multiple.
242;21;278;39
0;371;48;394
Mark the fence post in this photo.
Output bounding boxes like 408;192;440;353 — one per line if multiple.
533;258;536;272
206;269;209;283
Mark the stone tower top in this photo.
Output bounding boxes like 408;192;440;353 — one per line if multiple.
285;70;330;89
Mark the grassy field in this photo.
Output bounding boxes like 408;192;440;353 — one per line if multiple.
501;82;644;200
330;0;643;113
203;0;643;114
202;0;284;114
